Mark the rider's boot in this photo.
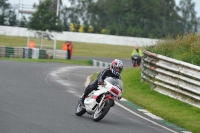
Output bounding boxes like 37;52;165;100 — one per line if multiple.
79;94;86;108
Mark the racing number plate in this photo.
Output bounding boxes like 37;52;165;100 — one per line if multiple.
110;86;120;95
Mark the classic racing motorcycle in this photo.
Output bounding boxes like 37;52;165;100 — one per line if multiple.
75;77;123;122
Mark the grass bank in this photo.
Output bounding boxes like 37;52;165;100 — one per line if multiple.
0;35;133;59
122;68;200;133
91;68;200;133
146;33;200;66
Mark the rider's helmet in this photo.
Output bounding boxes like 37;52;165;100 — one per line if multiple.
135;45;139;50
110;59;123;76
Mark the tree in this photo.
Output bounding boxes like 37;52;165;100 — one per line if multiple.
82;0;199;38
28;0;63;32
19;16;28;27
61;0;87;31
0;0;11;25
178;0;199;33
8;9;18;26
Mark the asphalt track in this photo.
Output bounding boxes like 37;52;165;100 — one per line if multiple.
0;60;183;133
72;56;133;67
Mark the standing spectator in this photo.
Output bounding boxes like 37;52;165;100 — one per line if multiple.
62;41;68;50
28;40;35;49
62;41;70;59
66;41;70;59
68;41;74;59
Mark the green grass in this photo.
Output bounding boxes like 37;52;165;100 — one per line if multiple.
0;35;134;58
122;68;200;133
146;33;200;66
91;68;200;133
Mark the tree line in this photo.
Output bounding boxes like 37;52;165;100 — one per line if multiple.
0;0;199;38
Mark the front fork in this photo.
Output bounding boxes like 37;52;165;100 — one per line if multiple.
98;95;105;107
98;94;115;108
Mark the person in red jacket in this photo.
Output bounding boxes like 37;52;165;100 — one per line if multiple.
68;41;73;59
62;41;68;50
28;40;35;49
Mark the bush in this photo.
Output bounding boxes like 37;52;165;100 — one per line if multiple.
146;33;200;66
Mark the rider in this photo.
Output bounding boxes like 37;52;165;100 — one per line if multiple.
131;45;143;66
79;59;123;107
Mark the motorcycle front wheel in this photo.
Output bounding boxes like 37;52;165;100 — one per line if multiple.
93;99;114;122
75;102;86;116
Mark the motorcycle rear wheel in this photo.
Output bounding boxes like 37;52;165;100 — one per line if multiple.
132;59;138;67
93;99;113;122
75;102;86;116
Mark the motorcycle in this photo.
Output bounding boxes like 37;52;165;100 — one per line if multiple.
75;77;123;122
131;55;141;67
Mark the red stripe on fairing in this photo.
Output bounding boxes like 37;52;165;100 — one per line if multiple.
92;95;98;99
91;95;114;100
105;96;114;100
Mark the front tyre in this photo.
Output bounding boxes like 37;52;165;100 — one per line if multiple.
93;99;114;122
75;102;86;116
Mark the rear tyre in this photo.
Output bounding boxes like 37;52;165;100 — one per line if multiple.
75;102;86;116
93;99;113;122
132;59;136;67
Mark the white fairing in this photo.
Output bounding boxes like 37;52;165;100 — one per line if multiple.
84;86;107;114
105;81;122;98
84;77;123;114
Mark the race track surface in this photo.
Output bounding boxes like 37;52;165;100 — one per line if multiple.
0;60;181;133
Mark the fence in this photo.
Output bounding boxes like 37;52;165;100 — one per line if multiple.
141;50;200;108
0;26;160;47
46;49;67;59
0;46;68;59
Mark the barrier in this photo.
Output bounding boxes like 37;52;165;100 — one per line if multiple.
39;49;46;59
0;46;23;58
14;47;23;58
0;46;5;57
23;47;29;58
5;47;14;57
0;47;43;59
55;50;67;59
32;48;39;59
141;50;200;108
28;49;32;58
91;60;110;67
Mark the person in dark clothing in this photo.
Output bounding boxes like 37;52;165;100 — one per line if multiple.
79;59;124;107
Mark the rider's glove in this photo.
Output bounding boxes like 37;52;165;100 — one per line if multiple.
98;81;104;85
118;97;122;100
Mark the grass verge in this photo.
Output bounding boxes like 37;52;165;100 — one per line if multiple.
0;35;134;59
90;68;200;133
0;57;92;66
146;33;200;66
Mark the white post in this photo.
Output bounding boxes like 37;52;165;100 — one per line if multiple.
56;0;60;16
41;31;43;49
53;33;57;59
53;0;60;59
27;31;30;48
